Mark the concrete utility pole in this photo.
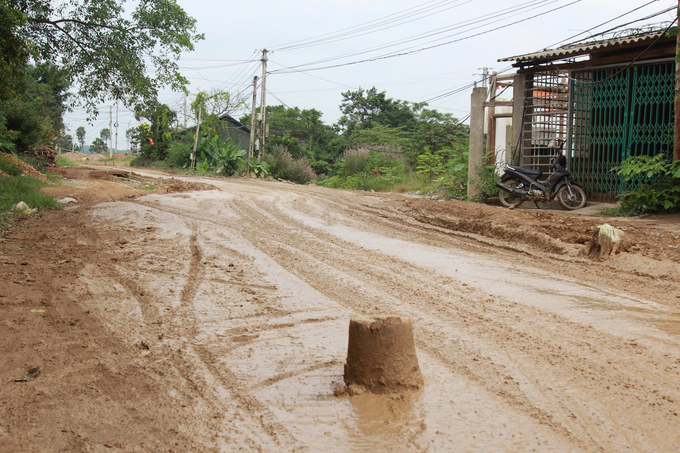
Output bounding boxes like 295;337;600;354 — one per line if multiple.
259;49;268;158
184;94;188;128
109;105;113;158
114;101;119;156
675;0;680;161
468;86;488;200
247;76;258;175
191;102;202;169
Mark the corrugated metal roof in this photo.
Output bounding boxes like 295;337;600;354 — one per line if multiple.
499;31;666;63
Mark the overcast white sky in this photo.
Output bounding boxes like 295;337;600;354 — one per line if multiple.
63;0;677;150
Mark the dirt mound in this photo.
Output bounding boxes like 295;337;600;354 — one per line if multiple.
87;153;107;161
154;177;217;193
343;314;423;394
60;152;82;161
0;153;49;182
113;153;126;159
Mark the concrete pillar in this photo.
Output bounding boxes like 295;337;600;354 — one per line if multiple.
512;73;526;166
467;86;488;200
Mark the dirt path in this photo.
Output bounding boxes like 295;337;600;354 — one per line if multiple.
1;170;679;452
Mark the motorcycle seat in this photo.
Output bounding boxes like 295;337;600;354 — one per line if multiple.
507;166;542;179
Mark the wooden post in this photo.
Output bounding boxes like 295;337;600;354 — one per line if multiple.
191;102;202;169
468;86;488;200
247;76;258;176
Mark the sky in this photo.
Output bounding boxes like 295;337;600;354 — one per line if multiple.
62;0;678;151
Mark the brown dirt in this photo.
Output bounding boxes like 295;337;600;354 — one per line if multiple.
343;314;423;394
1;169;679;452
0;154;49;182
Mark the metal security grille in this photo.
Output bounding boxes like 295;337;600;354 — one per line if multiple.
568;62;674;202
520;72;569;173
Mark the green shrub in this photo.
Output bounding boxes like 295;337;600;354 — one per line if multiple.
339;147;371;177
264;146;317;184
0;175;60;231
248;158;271;178
166;141;192;168
614;154;680;215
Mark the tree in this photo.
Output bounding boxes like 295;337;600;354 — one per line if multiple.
4;0;203;115
190;89;246;138
0;3;31;100
56;133;73;151
0;62;70;151
100;128;110;143
90;137;107;154
76;126;85;149
336;87;424;137
134;101;177;160
125;127;136;151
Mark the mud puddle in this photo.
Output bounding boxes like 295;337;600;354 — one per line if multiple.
87;199;591;451
284;205;680;344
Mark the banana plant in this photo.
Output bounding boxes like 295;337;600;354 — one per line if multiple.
202;135;246;176
248;157;271;178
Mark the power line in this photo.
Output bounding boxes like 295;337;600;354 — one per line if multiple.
271;0;555;73
271;0;581;75
548;3;675;49
272;0;477;52
270;0;460;51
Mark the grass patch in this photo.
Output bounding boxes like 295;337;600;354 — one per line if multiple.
56;155;86;168
140;184;155;190
595;207;622;216
0;175;61;233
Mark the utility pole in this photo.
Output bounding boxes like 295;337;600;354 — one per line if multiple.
191;102;202;169
248;76;258;176
109;105;113;158
114;101;119;156
675;0;680;161
259;49;268;159
184;94;188;129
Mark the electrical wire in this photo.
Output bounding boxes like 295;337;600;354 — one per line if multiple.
270;0;461;51
540;17;678;85
271;0;581;75
271;0;556;72
272;0;477;52
545;1;671;49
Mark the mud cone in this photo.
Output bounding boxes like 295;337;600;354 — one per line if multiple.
344;314;424;394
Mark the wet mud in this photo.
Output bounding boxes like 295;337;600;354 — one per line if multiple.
1;173;679;452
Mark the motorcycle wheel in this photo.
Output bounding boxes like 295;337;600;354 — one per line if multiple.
498;179;524;209
557;184;586;210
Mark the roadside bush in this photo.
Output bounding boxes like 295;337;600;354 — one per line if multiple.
166;141;192;168
0;153;23;176
427;149;496;201
339;147;371;177
0;175;60;232
614;154;680;215
319;146;407;192
264;145;317;184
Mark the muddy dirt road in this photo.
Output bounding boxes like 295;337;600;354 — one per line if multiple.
1;170;680;452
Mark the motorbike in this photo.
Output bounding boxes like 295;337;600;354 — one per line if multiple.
496;141;587;210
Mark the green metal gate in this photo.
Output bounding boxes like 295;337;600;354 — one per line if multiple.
568;62;674;202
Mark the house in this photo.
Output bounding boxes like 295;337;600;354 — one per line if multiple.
493;27;675;202
180;114;251;151
217;114;251;151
